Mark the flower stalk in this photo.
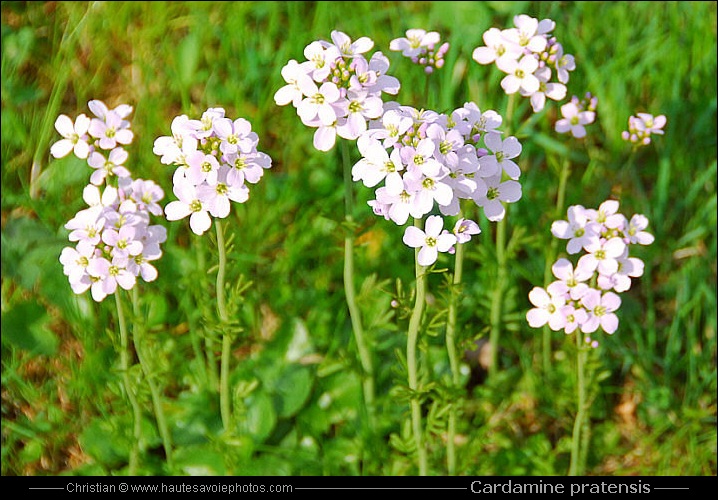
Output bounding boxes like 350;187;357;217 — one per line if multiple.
543;158;571;373
131;287;174;470
445;236;465;475
488;93;515;378
407;216;428;476
115;292;143;475
215;219;233;434
341;140;377;444
568;330;588;476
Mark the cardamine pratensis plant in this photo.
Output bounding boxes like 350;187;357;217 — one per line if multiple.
153;106;273;436
53;99;172;473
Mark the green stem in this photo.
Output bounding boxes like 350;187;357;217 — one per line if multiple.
131;288;174;470
407;217;428;476
341;141;377;441
445;239;465;475
487;94;517;379
115;292;142;475
215;219;232;433
194;237;219;390
569;332;587;476
543;158;571;373
488;216;506;378
424;75;431;109
505;94;517;135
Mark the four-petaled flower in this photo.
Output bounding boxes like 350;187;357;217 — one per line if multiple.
403;215;457;266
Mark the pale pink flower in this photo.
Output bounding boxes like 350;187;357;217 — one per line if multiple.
453;218;481;244
473;173;522;222
297;80;342;126
580;289;621;334
560;304;588;335
87;147;131;186
88;110;134;150
551;205;600;254
479;132;522;179
526;282;567;331
550;257;593;300
87;255;136;302
578;237;627;276
625;214;655;245
555;101;595;138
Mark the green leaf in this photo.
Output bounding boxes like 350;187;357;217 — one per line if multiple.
242;390;276;443
143;291;169;327
1;301;58;356
273;364;313;418
173;445;227;476
1;214;65;292
170;389;222;446
78;418;131;468
36;154;90;200
177;32;201;89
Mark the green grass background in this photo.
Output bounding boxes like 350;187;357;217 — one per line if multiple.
1;1;716;476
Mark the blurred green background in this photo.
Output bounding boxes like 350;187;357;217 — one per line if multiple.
2;1;716;476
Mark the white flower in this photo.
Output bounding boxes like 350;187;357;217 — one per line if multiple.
352;135;404;194
472;28;522;72
164;177;213;235
505;14;551;53
50;114;91;159
197;166;250;218
60;244;96;286
500;54;540;95
336;90;383;140
553;43;576;84
322;30;374;59
297;80;342;126
522;66;567;113
87;255;136;302
402;215;457;266
390;28;440;58
275;59;315;106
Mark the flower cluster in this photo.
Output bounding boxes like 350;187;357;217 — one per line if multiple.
555;93;598;139
621;112;666;146
153;107;272;236
526;200;654;346
51;99;134;182
53;100;167;302
390;29;450;74
472;14;574;113
274;30;401;151
353;101;522;266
